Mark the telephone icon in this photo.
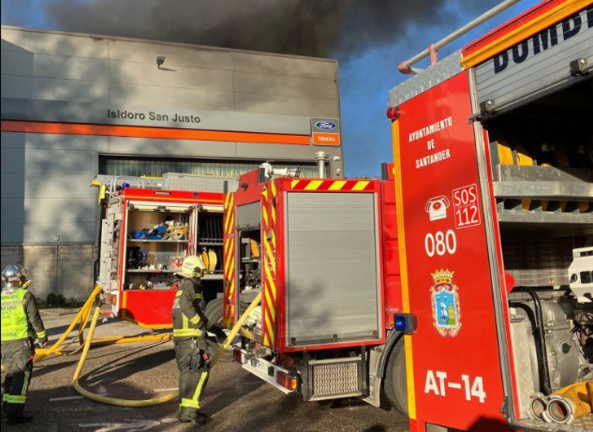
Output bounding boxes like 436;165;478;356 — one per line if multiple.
426;196;450;221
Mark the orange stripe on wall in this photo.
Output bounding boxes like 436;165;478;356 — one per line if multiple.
0;120;311;146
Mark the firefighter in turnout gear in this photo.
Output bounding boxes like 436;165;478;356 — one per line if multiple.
1;265;47;426
172;256;226;425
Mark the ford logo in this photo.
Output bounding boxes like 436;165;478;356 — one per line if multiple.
315;121;337;130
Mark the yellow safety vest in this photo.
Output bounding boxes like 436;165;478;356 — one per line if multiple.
1;289;30;342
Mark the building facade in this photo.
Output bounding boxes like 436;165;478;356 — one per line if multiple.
1;26;344;300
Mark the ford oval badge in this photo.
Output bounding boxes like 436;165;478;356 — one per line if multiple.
315;121;337;130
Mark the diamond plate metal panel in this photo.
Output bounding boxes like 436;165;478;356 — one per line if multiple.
511;318;537;419
163;173;236;194
576;414;593;430
513;415;593;432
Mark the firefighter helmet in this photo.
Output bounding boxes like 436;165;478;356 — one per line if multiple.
2;265;28;285
178;256;206;279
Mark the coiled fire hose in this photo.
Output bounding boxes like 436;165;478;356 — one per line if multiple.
163;226;189;241
72;292;262;407
2;284;262;408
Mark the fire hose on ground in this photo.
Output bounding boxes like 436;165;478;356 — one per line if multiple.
2;284;263;408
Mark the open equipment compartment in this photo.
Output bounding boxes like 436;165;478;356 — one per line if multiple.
124;202;194;292
99;187;225;329
476;22;593;431
484;80;593;429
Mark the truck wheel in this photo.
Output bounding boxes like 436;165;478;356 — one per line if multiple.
385;337;408;417
205;299;245;362
205;298;225;324
205;298;247;325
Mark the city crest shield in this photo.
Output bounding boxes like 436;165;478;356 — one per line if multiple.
430;269;462;337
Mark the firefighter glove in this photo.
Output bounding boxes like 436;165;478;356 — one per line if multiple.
212;323;227;342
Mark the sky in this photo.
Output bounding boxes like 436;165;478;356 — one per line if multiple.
1;0;542;178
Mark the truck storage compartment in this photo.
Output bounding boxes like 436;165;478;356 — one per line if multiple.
486;72;593;431
285;192;382;347
124;203;193;292
486;78;593;237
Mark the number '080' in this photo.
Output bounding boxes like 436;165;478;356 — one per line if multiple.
425;230;457;257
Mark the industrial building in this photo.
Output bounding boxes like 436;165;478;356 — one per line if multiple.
0;26;344;300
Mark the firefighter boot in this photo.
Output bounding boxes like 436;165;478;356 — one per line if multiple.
179;407;207;425
179;407;197;424
6;414;34;426
196;411;208;425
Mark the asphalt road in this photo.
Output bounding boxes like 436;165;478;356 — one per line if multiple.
2;313;410;432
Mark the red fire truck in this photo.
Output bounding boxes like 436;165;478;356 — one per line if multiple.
226;1;593;431
97;175;229;328
224;163;404;405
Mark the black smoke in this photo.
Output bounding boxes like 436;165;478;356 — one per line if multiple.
25;0;501;58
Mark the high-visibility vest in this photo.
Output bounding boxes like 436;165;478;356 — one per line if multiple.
1;289;30;342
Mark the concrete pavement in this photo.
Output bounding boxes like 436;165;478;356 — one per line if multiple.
1;313;410;432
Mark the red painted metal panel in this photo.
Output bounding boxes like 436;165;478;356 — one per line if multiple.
382;180;402;329
122;188;223;205
395;72;507;431
121;290;176;328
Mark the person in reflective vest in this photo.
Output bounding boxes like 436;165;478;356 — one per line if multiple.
1;265;47;426
172;256;226;425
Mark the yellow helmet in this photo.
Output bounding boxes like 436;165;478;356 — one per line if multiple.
178;256;207;279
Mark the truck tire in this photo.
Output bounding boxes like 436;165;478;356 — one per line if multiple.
205;298;248;324
385;337;408;417
205;298;225;324
205;299;246;362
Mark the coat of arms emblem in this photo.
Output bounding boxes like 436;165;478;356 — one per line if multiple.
430;269;462;337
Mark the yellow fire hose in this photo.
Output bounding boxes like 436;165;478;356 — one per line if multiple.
2;283;262;408
210;292;262;367
72;293;263;407
72;308;179;407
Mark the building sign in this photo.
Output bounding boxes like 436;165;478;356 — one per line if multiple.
311;118;341;146
107;109;201;124
1;99;312;136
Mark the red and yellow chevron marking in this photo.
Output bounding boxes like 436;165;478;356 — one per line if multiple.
223;193;236;329
271;182;277;224
290;179;373;192
262;230;277;347
261;186;277;348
